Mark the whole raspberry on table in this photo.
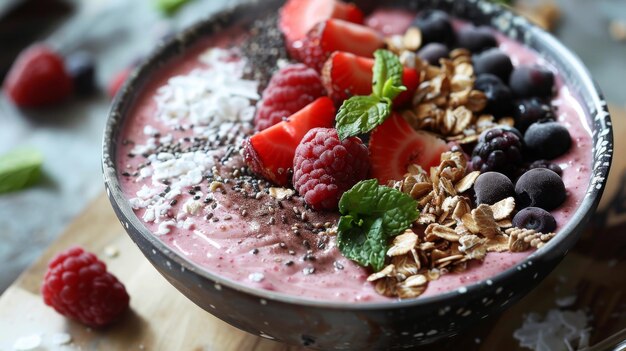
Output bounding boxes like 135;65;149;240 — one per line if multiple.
41;246;130;328
254;64;326;131
293;127;369;210
470;127;523;176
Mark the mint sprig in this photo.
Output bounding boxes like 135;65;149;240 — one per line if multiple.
336;49;406;140
337;179;419;271
0;148;43;194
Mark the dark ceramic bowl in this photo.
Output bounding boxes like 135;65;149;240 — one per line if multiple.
102;0;613;349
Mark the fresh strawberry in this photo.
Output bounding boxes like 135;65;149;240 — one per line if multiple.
296;19;384;72
243;97;336;186
369;113;449;184
3;44;73;107
279;0;364;56
321;51;420;105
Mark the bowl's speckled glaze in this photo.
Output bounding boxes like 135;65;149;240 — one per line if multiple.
102;0;613;349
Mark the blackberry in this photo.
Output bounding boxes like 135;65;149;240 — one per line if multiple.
471;127;523;176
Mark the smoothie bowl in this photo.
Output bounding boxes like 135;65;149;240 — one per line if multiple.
102;0;612;349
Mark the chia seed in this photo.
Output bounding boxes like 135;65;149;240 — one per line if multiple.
251;248;259;255
170;199;178;206
285;260;294;266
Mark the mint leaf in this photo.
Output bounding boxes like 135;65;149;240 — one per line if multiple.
0;148;43;194
336;179;419;271
155;0;192;15
372;49;406;100
336;95;390;140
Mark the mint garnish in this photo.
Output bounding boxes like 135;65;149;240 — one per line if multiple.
337;179;419;271
0;148;43;194
336;49;406;140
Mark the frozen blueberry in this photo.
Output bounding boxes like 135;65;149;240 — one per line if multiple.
512;207;557;233
509;65;555;98
513;98;556;133
528;160;562;177
515;168;566;210
474;74;514;117
456;26;497;53
417;43;449;65
473;48;513;82
65;51;96;95
524;121;572;160
412;10;455;45
474;171;515;205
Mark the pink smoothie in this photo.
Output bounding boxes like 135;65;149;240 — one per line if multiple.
117;10;592;302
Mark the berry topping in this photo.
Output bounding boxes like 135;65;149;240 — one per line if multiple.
528;159;563;177
473;48;513;82
293;128;369;210
474;74;514;117
509;65;555;98
513;98;556;133
473;171;515;205
243;97;336;186
41;246;130;328
417;43;450;65
279;0;364;55
4;44;73;107
524;121;571;160
512;207;557;233
471;127;523;176
295;19;384;72
411;10;455;46
369;113;448;184
515;168;566;210
255;64;326;131
66;51;96;96
456;26;498;53
321;51;419;105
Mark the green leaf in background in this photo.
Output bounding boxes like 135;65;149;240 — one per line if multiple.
372;49;406;100
336;95;390;140
155;0;193;16
336;179;419;271
0;148;43;194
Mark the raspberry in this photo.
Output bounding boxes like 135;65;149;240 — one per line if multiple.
3;44;73;107
293;128;369;210
471;127;523;176
254;64;325;131
41;246;130;328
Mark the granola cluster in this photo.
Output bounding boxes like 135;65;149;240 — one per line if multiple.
368;151;556;299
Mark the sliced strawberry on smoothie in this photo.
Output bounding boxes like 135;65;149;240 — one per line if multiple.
279;0;364;57
369;113;449;184
296;19;384;72
321;51;420;106
242;97;336;186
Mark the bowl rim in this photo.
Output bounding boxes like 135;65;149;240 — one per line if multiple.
102;0;614;311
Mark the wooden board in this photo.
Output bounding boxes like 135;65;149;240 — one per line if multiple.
1;106;625;350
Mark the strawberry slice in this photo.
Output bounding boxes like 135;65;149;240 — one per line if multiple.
296;19;384;72
243;97;336;186
279;0;364;55
321;51;420;105
369;113;449;184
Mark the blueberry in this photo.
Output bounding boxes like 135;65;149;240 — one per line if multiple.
509;65;555;98
417;43;449;65
473;48;513;82
512;207;557;233
474;171;515;205
515;168;565;210
528;160;562;177
513;98;556;133
524;122;571;160
65;51;96;96
412;10;455;45
456;26;497;53
474;74;514;117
